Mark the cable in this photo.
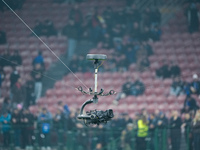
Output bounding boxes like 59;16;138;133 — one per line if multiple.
2;0;89;90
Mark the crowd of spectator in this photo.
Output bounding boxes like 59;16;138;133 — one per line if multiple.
169;73;200;98
0;50;45;106
0;0;200;149
64;3;159;71
1;101;200;150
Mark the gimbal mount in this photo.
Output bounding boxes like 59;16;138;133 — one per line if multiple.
77;54;115;125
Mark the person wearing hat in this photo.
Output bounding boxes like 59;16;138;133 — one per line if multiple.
190;74;200;96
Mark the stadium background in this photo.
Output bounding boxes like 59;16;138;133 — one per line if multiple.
0;0;200;150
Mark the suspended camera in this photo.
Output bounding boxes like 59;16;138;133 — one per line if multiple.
77;54;115;125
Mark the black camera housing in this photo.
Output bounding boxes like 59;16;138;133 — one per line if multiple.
85;109;114;125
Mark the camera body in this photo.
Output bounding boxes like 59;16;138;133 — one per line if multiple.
85;109;114;125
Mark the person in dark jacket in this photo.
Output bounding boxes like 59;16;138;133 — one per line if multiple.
170;110;182;150
21;109;35;149
62;19;79;59
11;78;26;107
37;107;52;148
10;66;20;88
31;63;44;101
156;60;170;79
11;108;22;148
191;111;200;150
157;112;168;150
0;111;11;148
187;3;199;33
0;30;7;44
25;75;35;107
113;77;133;105
182;95;199;114
190;74;200;96
10;50;22;67
182;113;193;150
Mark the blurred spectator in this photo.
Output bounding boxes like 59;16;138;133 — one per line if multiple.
0;111;11;148
1;50;11;67
62;19;79;59
151;7;161;25
69;4;83;29
32;51;45;69
140;26;152;41
67;111;77;130
170;77;184;96
149;113;157;150
11;108;22;148
42;19;57;37
33;20;43;36
169;61;181;78
130;22;141;40
102;6;114;28
187;3;199;33
10;66;20;88
113;77;134;104
157;112;168;128
116;54;129;72
69;55;79;72
25;75;36;107
10;50;22;66
125;44;137;65
89;8;104;43
0;30;7;44
111;24;123;42
151;25;162;41
57;100;70;119
0;66;5;96
31;63;44;101
127;4;141;24
21;109;35;149
11;78;26;108
156;111;168;149
37;107;52;149
102;33;113;49
136;115;148;150
33;19;57;36
191;110;200;150
136;55;150;72
142;41;153;56
156;60;170;79
53;108;65;130
94;143;103;150
114;8;126;26
169;110;182;150
131;77;145;96
182;95;199;114
1;97;12;114
190;73;200;96
143;7;152;27
121;123;134;150
104;54;117;72
182;113;193;150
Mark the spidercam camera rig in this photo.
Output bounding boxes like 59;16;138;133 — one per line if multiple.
77;54;115;125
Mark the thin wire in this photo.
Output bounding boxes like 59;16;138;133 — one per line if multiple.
97;61;105;69
2;0;89;90
0;56;76;89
